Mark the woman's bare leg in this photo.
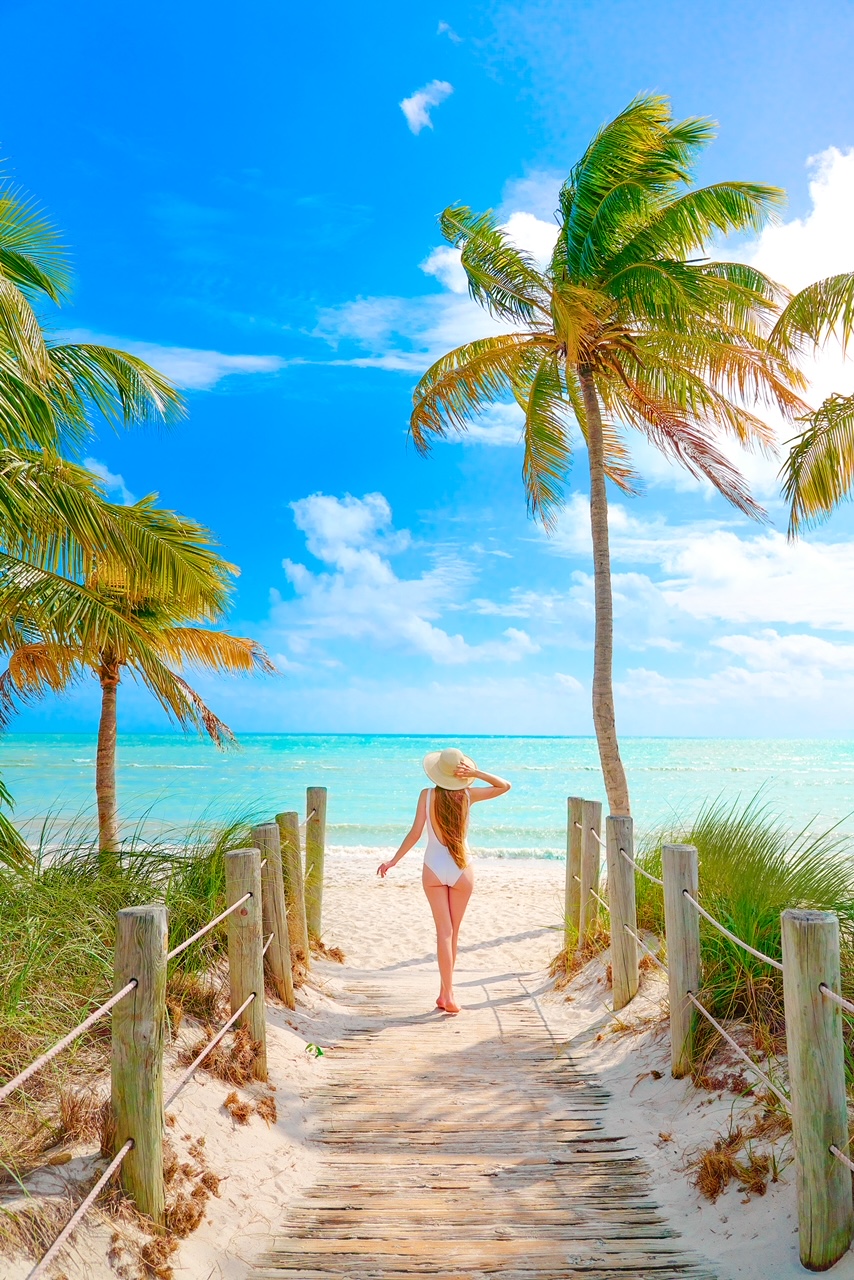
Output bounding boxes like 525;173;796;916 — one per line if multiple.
422;867;455;1009
449;867;474;972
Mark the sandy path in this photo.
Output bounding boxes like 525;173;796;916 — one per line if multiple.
251;853;717;1278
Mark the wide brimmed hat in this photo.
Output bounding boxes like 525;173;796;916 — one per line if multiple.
422;746;475;790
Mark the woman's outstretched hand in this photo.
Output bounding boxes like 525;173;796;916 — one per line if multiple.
377;861;393;877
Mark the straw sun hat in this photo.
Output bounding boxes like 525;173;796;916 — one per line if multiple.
422;746;475;790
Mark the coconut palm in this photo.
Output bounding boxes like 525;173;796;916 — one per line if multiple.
772;273;854;533
410;95;804;814
0;504;275;853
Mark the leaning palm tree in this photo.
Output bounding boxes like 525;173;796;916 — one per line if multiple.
772;273;854;533
0;516;275;854
410;95;804;814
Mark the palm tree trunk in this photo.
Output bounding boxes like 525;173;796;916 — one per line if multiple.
578;366;631;816
97;654;121;859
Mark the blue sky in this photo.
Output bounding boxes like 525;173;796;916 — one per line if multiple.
5;0;854;736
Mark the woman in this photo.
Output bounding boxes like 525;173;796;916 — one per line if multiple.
377;747;511;1014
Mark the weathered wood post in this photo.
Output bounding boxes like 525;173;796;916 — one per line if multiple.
111;905;167;1222
606;815;638;1010
252;823;295;1010
781;909;854;1271
565;797;583;952
577;799;602;948
224;849;267;1081
305;787;327;942
276;810;310;969
662;843;700;1078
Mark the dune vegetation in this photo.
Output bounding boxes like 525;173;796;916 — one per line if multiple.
0;814;262;1182
634;797;854;1086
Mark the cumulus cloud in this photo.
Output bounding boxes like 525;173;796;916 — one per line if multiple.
552;494;854;633
271;492;539;666
84;457;136;505
400;80;453;134
60;329;284;390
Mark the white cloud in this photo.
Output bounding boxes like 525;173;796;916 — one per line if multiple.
460;403;524;447
60;329;284;390
552;493;854;632
740;147;854;291
84;457;135;505
400;80;453;135
437;20;462;42
271;492;539;666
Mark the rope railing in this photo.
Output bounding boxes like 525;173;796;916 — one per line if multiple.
262;931;275;956
25;1139;134;1280
830;1145;854;1174
589;887;610;913
0;980;138;1107
819;984;854;1017
619;846;664;887
166;892;252;961
686;991;791;1111
682;891;783;972
590;828;606;848
623;923;667;975
165;993;256;1107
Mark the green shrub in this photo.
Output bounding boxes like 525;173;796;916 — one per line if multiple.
636;796;854;1079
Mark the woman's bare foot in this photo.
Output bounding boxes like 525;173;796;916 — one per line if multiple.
436;996;446;1010
443;999;461;1014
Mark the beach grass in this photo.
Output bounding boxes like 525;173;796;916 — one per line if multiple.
0;813;260;1178
635;796;854;1084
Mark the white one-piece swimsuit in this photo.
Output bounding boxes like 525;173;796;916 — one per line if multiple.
423;789;467;887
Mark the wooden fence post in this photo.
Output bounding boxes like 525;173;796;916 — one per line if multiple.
252;823;295;1010
606;815;638;1010
577;799;602;948
781;909;854;1271
305;787;327;941
111;906;167;1222
224;849;267;1082
662;843;700;1078
276;810;310;969
565;797;583;952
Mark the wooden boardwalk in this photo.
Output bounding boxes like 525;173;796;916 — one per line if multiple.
256;971;716;1279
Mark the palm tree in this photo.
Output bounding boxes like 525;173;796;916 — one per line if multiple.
410;95;804;814
772;274;854;532
0;498;275;854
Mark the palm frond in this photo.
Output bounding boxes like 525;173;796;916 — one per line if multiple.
156;628;276;675
0;180;70;301
410;334;553;450
781;393;854;535
515;355;573;529
562;94;716;274
606;184;785;275
439;206;549;324
615;377;766;519
772;273;854;355
46;344;185;432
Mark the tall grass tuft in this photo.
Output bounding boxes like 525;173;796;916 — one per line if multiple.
635;796;854;1080
0;811;260;1178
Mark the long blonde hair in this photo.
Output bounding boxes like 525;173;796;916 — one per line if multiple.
432;786;470;869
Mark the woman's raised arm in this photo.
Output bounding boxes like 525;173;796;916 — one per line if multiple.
377;789;428;877
456;764;511;804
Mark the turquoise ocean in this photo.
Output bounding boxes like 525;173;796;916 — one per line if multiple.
4;734;854;858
